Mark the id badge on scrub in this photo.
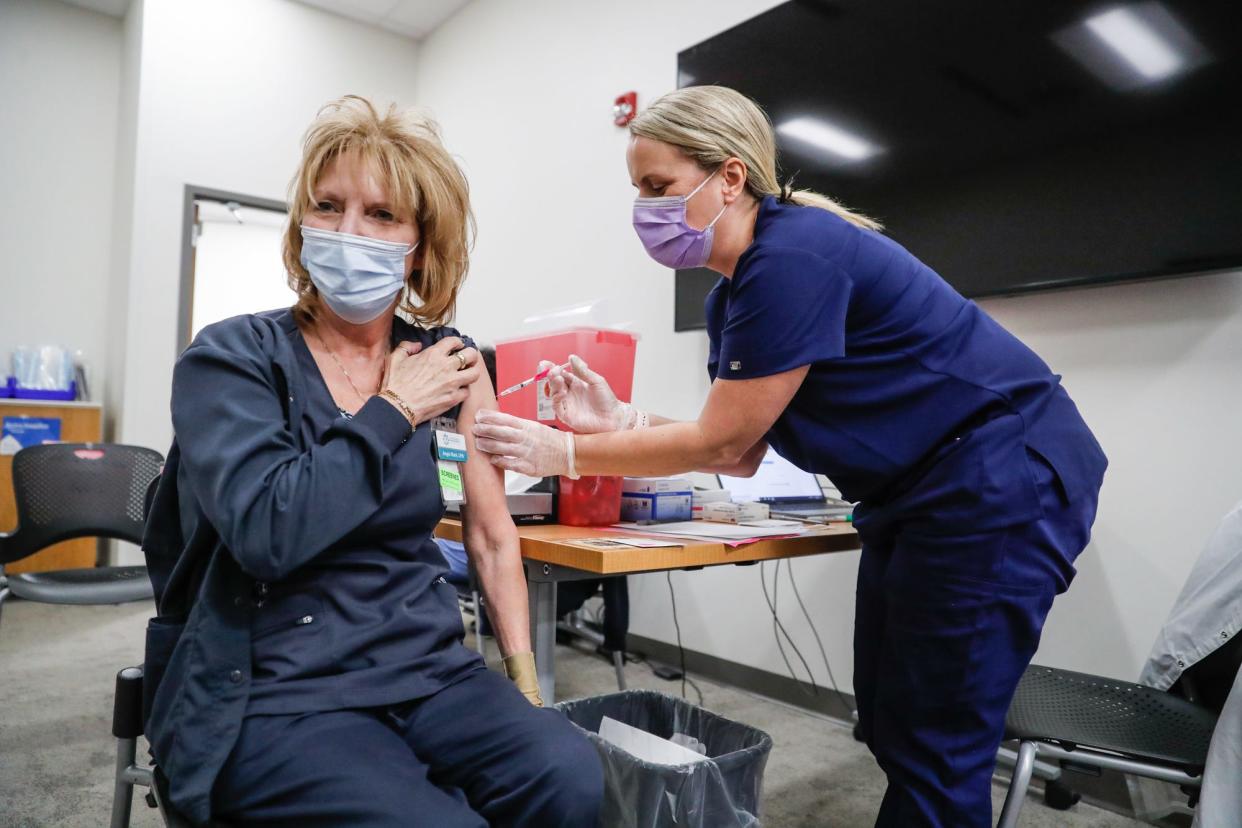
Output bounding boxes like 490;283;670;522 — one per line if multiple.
432;416;467;507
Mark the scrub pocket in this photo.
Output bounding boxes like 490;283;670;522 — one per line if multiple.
873;414;1044;537
250;593;328;683
431;576;466;639
143;615;186;726
882;571;1053;711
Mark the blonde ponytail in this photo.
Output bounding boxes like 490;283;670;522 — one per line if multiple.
630;86;882;232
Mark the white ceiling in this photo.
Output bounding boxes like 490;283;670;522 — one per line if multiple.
290;0;471;41
55;0;471;41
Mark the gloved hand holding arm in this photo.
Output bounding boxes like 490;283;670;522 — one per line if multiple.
471;413;574;478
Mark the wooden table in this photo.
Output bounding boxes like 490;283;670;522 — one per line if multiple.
1;399;103;573
437;518;860;702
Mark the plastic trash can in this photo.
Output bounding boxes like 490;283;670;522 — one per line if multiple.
557;690;773;828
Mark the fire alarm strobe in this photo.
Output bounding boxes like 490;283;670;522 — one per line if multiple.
613;91;637;126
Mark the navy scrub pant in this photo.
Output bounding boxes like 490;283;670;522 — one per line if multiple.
853;450;1099;827
211;667;603;827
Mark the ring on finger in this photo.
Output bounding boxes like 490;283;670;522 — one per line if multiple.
455;351;467;370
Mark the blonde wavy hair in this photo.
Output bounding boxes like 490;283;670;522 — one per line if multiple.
629;86;882;231
283;95;474;326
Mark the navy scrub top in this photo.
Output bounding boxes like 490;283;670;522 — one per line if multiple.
245;327;483;715
706;196;1106;530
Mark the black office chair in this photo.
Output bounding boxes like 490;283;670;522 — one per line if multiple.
996;664;1220;827
0;443;164;632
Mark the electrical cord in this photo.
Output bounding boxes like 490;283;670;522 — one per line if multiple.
666;572;704;707
761;561;821;698
785;559;854;717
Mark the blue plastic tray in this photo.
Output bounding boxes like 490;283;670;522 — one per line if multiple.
5;377;77;401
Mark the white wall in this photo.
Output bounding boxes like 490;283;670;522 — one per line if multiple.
104;0;144;439
981;272;1242;677
413;0;861;693
417;0;1242;689
102;0;424;561
114;0;424;450
0;0;121;398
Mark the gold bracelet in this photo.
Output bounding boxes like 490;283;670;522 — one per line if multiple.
378;389;418;427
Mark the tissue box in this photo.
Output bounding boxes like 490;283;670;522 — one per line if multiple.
621;477;693;522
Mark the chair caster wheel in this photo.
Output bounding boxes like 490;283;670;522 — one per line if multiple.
1044;779;1080;811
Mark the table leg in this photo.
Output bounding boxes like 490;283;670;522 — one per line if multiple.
528;578;557;704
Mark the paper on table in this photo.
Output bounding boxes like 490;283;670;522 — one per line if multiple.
598;716;710;766
614;520;810;540
738;519;804;528
504;471;543;495
566;537;683;550
612;536;683;548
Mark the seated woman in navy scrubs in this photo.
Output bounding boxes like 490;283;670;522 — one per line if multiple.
473;86;1107;828
144;96;602;827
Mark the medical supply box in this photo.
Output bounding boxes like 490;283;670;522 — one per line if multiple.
700;501;770;524
691;488;731;518
621;477;693;522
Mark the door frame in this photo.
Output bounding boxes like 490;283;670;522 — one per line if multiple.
177;184;288;351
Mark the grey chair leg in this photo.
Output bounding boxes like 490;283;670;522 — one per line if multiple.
613;649;626;691
997;740;1038;828
111;736;138;828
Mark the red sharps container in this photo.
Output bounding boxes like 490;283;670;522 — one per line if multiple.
495;327;639;527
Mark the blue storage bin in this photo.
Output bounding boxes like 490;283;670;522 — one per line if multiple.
11;380;76;401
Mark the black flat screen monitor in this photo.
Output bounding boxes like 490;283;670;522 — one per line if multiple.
672;0;1242;330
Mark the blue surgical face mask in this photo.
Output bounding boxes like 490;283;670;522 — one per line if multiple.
300;225;417;325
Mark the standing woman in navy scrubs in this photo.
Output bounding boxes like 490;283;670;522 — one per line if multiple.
473;86;1107;827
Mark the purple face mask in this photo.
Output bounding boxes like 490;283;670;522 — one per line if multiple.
632;169;728;269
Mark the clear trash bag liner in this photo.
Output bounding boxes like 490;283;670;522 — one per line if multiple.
556;690;773;828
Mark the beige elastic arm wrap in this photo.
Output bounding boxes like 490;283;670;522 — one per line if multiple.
502;652;544;707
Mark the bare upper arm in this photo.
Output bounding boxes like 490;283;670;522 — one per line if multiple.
456;370;514;543
698;365;809;460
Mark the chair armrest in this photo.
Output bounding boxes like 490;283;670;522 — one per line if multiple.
113;666;145;739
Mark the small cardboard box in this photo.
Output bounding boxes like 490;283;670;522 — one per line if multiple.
621;477;693;522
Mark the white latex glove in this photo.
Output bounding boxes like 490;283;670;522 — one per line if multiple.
544;354;635;433
472;410;576;478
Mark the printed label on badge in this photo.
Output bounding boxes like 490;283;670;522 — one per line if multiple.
435;429;468;462
438;460;465;504
536;378;555;421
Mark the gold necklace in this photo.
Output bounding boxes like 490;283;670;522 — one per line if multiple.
310;329;385;406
